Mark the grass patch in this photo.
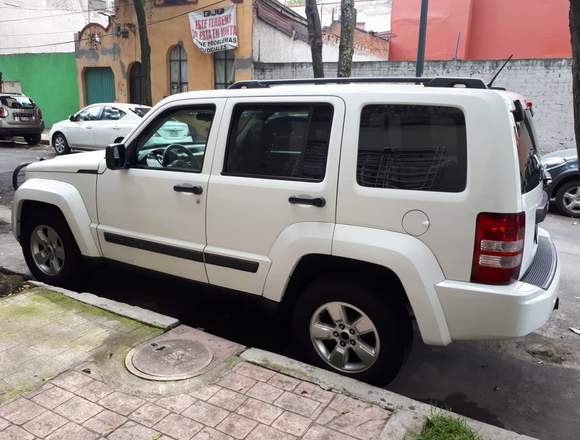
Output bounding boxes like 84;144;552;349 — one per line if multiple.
413;413;481;440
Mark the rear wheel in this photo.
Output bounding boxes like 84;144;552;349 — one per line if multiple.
21;206;85;289
24;134;41;145
555;179;580;218
52;133;70;155
292;278;411;385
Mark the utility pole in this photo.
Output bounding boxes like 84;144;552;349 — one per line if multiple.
415;0;429;77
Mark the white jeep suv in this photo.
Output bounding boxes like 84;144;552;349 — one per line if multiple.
12;77;560;384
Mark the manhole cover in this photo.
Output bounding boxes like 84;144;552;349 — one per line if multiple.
126;338;213;381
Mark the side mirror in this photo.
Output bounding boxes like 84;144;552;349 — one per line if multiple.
69;114;76;122
105;143;126;170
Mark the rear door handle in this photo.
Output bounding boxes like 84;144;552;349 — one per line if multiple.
289;196;326;207
174;184;203;195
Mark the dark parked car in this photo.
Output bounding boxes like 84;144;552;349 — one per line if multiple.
543;149;580;217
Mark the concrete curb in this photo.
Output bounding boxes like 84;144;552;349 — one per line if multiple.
240;348;538;440
28;280;180;330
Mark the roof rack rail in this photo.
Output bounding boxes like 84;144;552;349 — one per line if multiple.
228;77;487;90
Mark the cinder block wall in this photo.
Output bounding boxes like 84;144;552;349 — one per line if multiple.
254;59;573;154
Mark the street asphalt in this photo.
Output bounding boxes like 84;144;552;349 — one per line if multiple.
0;142;578;440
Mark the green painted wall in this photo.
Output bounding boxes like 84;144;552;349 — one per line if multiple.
0;52;79;127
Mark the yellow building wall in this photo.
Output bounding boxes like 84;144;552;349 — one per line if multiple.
76;0;254;107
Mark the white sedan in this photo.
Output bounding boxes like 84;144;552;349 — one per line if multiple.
49;103;151;155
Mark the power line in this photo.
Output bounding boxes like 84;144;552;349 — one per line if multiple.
0;1;127;23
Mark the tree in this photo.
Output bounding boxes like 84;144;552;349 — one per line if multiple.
570;0;580;161
337;0;355;77
305;0;324;78
133;0;152;106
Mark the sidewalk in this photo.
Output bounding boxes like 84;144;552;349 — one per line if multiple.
0;282;537;440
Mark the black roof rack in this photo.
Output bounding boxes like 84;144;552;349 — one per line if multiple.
228;77;487;90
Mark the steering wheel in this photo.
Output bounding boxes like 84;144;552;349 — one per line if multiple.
161;144;199;169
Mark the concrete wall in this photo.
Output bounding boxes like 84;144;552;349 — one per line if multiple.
254;58;574;153
0;53;80;126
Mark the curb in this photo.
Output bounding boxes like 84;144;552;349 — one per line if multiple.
240;348;538;440
28;280;180;330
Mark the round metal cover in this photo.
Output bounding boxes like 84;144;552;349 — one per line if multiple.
127;338;213;381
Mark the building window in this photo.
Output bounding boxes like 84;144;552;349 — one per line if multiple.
214;50;235;89
169;45;188;94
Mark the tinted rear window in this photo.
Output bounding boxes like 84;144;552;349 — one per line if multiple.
0;95;35;109
357;105;467;192
516;109;542;193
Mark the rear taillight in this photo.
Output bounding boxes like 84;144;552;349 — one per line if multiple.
0;107;7;118
471;212;526;285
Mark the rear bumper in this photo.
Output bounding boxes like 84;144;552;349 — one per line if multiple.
436;229;559;341
0;124;45;137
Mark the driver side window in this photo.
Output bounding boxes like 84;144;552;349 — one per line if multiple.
134;105;215;173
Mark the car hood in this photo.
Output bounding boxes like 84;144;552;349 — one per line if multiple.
26;150;105;174
542;148;578;161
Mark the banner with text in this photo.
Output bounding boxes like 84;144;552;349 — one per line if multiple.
188;5;238;54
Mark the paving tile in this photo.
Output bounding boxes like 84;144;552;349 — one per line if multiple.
156;393;196;413
74;380;114;402
293;382;335;404
99;392;145;416
233;363;275;383
154;413;203;440
246;424;297;440
190;385;221;401
54;395;102;424
129;402;170;427
83;409;127;436
21;383;53;399
32;385;74;409
303;424;358;440
0;417;9;431
192;426;234;440
267;373;300;392
182;400;229;427
45;421;99;440
216;414;258;440
51;371;93;391
237;398;283;425
217;373;257;394
0;398;45;425
274;392;320;418
0;425;34;440
272;411;312;437
22;410;67;437
245;382;283;404
208;389;247;412
316;395;390;440
107;421;159;440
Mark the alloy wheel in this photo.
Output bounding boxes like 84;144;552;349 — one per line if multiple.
562;186;580;214
309;301;380;373
30;225;65;276
54;136;66;154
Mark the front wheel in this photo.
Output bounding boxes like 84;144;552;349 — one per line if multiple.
24;134;41;145
292;278;411;386
555;180;580;218
52;133;70;155
21;207;85;289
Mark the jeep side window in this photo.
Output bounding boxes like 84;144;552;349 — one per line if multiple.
133;105;215;173
357;105;467;192
515;109;542;194
223;103;333;181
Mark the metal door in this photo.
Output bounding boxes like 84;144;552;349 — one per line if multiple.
85;67;115;105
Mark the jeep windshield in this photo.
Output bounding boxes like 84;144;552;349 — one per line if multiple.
0;95;36;109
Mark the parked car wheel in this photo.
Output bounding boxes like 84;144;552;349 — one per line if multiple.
24;134;41;145
292;278;411;385
555;179;580;218
21;206;85;288
52;132;70;155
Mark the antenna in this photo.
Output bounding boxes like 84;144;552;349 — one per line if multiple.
487;54;513;88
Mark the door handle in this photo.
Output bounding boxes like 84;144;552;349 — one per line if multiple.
289;196;326;207
173;184;203;195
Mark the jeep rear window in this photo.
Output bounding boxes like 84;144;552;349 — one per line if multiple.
516;109;542;193
0;95;35;109
357;105;467;192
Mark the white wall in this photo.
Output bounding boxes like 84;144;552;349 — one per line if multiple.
0;0;110;55
253;19;385;63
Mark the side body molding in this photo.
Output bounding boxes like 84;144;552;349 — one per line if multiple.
12;178;101;257
332;224;451;346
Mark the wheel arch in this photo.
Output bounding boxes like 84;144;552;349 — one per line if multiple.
552;173;580;198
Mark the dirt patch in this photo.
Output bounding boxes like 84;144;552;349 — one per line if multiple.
525;343;572;364
0;269;27;297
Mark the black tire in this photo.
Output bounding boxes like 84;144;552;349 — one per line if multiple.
52;132;71;155
292;277;412;386
21;206;86;289
24;134;41;145
555;179;580;218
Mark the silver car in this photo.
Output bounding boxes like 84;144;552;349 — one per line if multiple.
0;93;45;145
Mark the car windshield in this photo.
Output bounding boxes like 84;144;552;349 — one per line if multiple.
0;95;35;109
130;107;151;118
